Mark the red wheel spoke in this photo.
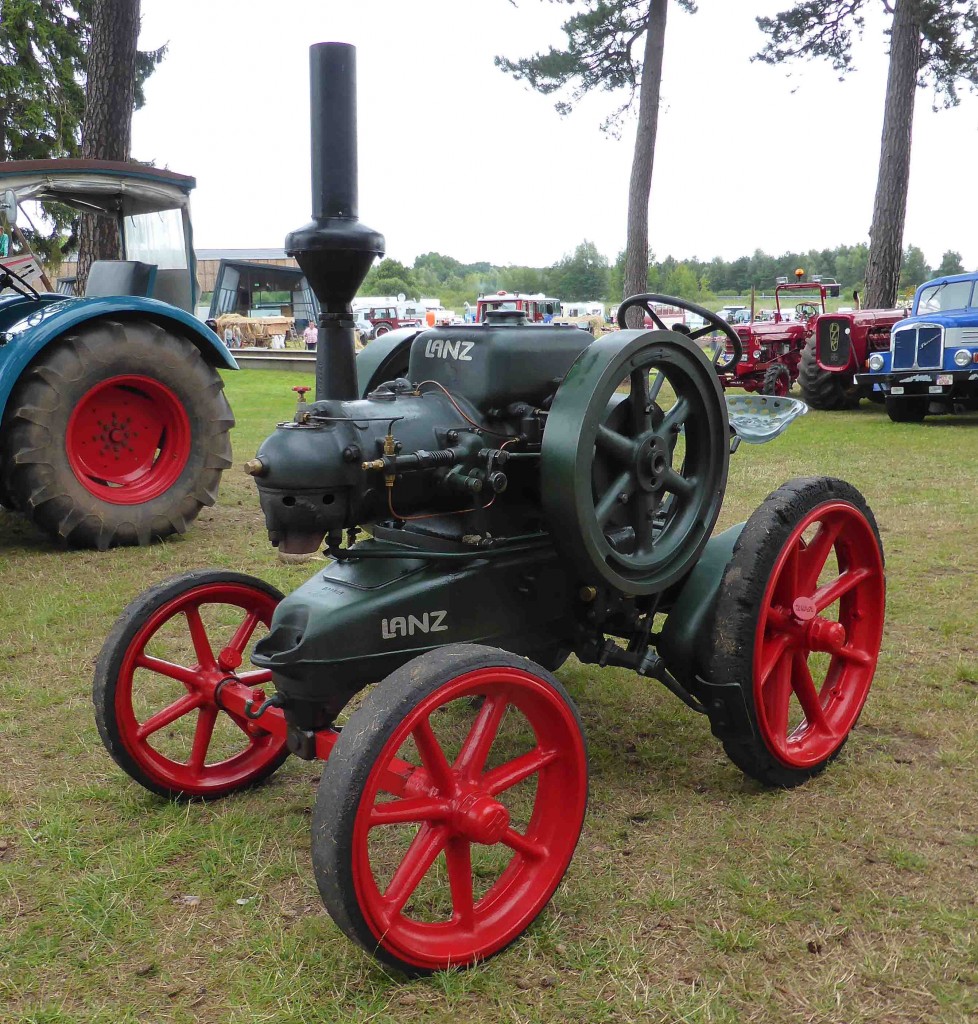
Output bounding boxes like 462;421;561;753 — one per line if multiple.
798;519;843;593
188;706;219;775
184;605;216;669
790;652;830;733
757;631;792;686
813;567;871;613
227;610;262;656
135;691;201;740
411;718;457;795
368;796;451;827
836;645;873;666
382;823;447;920
136;653;204;689
774;542;802;606
766;606;793;631
762;653;792;742
444;837;475;928
482;745;557;795
454;694;507;779
500;827;547;860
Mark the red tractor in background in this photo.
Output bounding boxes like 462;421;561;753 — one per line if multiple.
718;278;830;396
798;293;911;410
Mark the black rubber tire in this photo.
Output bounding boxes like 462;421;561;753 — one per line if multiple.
885;395;927;423
0;319;233;548
761;363;791;397
703;477;884;789
93;570;289;800
797;336;860;411
312;643;587;976
373;323;391;337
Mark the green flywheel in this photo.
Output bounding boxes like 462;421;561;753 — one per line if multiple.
541;329;730;596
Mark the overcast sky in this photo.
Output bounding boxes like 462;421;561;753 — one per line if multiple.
131;0;978;272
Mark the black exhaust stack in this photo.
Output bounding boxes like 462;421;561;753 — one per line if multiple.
286;42;385;400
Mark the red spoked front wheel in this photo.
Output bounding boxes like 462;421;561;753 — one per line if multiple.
706;477;885;787
312;645;588;975
93;571;289;799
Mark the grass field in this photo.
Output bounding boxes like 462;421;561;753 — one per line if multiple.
1;368;976;1024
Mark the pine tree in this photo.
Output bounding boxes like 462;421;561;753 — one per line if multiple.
496;1;696;320
755;1;978;307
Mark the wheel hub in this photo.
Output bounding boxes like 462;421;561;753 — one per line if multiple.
452;790;510;845
636;434;670;492
805;616;847;653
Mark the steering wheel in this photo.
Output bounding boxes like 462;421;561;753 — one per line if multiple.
795;302;819;321
616;293;743;372
0;260;41;300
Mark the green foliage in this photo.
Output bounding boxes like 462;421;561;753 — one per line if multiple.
551;239;609;299
936;249;965;276
0;0;87;161
497;0;697;131
0;0;166;263
900;243;932;289
756;0;978;107
356;238;902;311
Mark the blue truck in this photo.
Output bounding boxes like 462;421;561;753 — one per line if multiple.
0;160;236;548
855;272;978;422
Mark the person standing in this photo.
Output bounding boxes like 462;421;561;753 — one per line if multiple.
303;322;318;349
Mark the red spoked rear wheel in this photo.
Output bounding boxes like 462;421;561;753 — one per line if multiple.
67;375;192;503
93;571;289;799
706;478;885;787
313;645;588;975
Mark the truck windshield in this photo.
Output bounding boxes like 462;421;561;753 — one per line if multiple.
917;280;974;314
123;208;188;269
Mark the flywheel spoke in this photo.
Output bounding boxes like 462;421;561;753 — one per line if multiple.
382;823;447;920
813;567;871;613
595;470;634;527
595;425;636;464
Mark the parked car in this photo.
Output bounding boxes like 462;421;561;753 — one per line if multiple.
854;272;978;422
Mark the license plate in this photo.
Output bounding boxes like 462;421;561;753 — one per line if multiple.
929;385;944;394
937;374;953;386
891;386;904;394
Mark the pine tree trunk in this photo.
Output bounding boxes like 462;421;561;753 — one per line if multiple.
623;0;667;325
864;0;921;309
76;0;141;292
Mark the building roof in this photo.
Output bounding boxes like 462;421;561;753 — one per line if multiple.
196;248;291;261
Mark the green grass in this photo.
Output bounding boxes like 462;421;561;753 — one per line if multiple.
1;369;977;1023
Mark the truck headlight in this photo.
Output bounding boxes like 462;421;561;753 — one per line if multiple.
868;353;885;371
954;348;972;367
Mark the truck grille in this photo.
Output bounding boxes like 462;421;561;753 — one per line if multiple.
816;317;851;368
892;324;943;370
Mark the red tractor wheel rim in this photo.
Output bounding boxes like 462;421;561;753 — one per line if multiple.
352;667;587;971
753;501;884;769
66;375;192;504
772;372;789;397
114;583;285;796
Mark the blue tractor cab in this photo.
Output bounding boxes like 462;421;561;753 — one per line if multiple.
0;161;236;548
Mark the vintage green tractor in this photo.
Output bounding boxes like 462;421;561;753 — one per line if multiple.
93;44;886;975
0;162;235;548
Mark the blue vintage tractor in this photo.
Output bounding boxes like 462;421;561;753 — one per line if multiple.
0;162;236;548
92;44;887;974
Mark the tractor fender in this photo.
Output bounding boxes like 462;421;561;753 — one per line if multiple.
356;327;422;397
656;522;745;690
0;295;236;423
